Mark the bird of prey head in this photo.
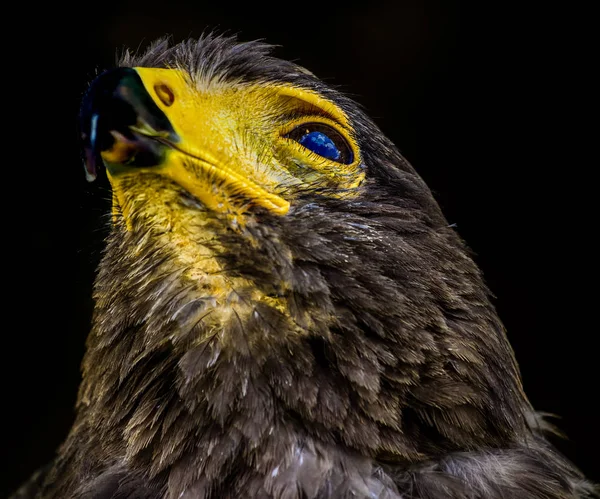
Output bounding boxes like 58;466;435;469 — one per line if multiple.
20;34;596;499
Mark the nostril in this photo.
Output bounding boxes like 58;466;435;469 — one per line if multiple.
154;83;175;107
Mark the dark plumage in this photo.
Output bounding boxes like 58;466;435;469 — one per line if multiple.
13;34;598;498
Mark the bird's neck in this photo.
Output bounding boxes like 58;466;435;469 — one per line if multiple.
76;211;532;482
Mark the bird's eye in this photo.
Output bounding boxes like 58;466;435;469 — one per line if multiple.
286;123;354;164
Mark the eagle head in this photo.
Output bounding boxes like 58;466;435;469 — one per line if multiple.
33;34;593;499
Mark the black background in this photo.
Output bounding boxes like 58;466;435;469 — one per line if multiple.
3;1;597;495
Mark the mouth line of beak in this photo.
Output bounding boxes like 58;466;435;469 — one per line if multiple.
109;125;290;216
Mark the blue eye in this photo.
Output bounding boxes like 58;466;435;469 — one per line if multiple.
286;122;354;164
299;131;341;161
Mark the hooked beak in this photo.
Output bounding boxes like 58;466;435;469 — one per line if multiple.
79;67;179;182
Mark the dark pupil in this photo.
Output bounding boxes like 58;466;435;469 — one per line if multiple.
298;131;340;161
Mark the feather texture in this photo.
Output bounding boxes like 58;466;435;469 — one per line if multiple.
15;33;597;499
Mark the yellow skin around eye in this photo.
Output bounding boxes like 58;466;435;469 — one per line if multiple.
104;67;365;227
275;116;363;189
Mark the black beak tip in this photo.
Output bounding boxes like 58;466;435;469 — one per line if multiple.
78;67;176;176
82;148;98;182
79;68;137;182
